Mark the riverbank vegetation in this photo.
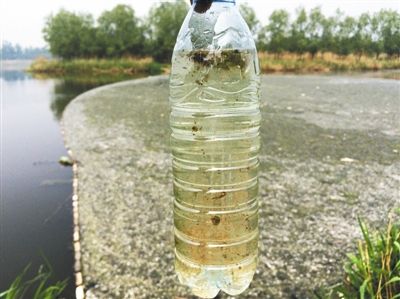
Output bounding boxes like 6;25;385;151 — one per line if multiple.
0;263;67;299
28;57;163;76
28;52;400;76
26;0;399;75
258;52;400;73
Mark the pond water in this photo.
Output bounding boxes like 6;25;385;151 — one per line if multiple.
0;62;134;297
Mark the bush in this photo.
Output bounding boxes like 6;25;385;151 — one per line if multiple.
323;214;400;299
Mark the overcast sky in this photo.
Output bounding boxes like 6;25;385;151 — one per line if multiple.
1;0;399;48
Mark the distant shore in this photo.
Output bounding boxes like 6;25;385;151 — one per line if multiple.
2;60;33;71
27;57;165;76
26;52;400;76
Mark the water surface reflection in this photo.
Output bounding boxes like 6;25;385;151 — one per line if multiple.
0;65;134;297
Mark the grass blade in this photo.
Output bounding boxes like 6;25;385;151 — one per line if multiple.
359;279;368;299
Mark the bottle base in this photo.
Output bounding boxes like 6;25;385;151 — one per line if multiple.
175;250;257;298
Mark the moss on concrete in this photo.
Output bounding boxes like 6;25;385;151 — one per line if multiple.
63;74;400;298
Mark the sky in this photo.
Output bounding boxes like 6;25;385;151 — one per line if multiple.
1;0;399;48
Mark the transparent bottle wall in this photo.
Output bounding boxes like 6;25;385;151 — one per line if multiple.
170;1;261;297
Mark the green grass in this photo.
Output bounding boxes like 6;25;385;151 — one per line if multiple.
321;213;400;299
0;260;67;299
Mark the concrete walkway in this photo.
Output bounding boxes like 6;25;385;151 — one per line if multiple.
63;74;400;299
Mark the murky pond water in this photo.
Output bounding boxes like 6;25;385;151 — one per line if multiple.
0;62;134;297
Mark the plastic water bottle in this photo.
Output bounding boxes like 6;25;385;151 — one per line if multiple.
169;0;260;297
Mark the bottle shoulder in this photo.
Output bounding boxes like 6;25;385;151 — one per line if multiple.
174;4;256;53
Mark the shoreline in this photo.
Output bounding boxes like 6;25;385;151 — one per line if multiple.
24;52;400;77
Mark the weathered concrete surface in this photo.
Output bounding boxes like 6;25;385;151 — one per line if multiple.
63;74;400;299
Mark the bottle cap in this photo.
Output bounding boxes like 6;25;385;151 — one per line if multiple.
191;0;235;14
192;0;235;2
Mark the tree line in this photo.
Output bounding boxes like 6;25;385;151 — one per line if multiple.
1;41;50;60
42;0;399;62
254;7;400;58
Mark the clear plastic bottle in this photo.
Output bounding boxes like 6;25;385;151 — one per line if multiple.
169;0;260;297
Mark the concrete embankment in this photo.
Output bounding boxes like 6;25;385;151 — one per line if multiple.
63;74;400;298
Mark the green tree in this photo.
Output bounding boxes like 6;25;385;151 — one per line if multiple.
263;10;290;55
319;15;337;53
288;8;308;55
336;15;357;56
43;10;95;59
146;0;189;62
239;3;261;37
352;13;373;58
379;10;400;57
97;5;144;57
306;7;325;57
370;12;385;58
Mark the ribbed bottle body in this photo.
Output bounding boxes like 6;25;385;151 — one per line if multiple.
169;2;261;298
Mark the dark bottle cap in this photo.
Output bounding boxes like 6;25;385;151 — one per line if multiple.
191;0;212;13
191;0;235;14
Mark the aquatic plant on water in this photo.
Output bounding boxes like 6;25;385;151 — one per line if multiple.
0;260;67;299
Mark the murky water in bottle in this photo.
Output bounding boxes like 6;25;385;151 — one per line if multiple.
170;48;261;298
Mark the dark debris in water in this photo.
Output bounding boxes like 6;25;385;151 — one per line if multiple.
58;155;73;166
188;50;247;70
